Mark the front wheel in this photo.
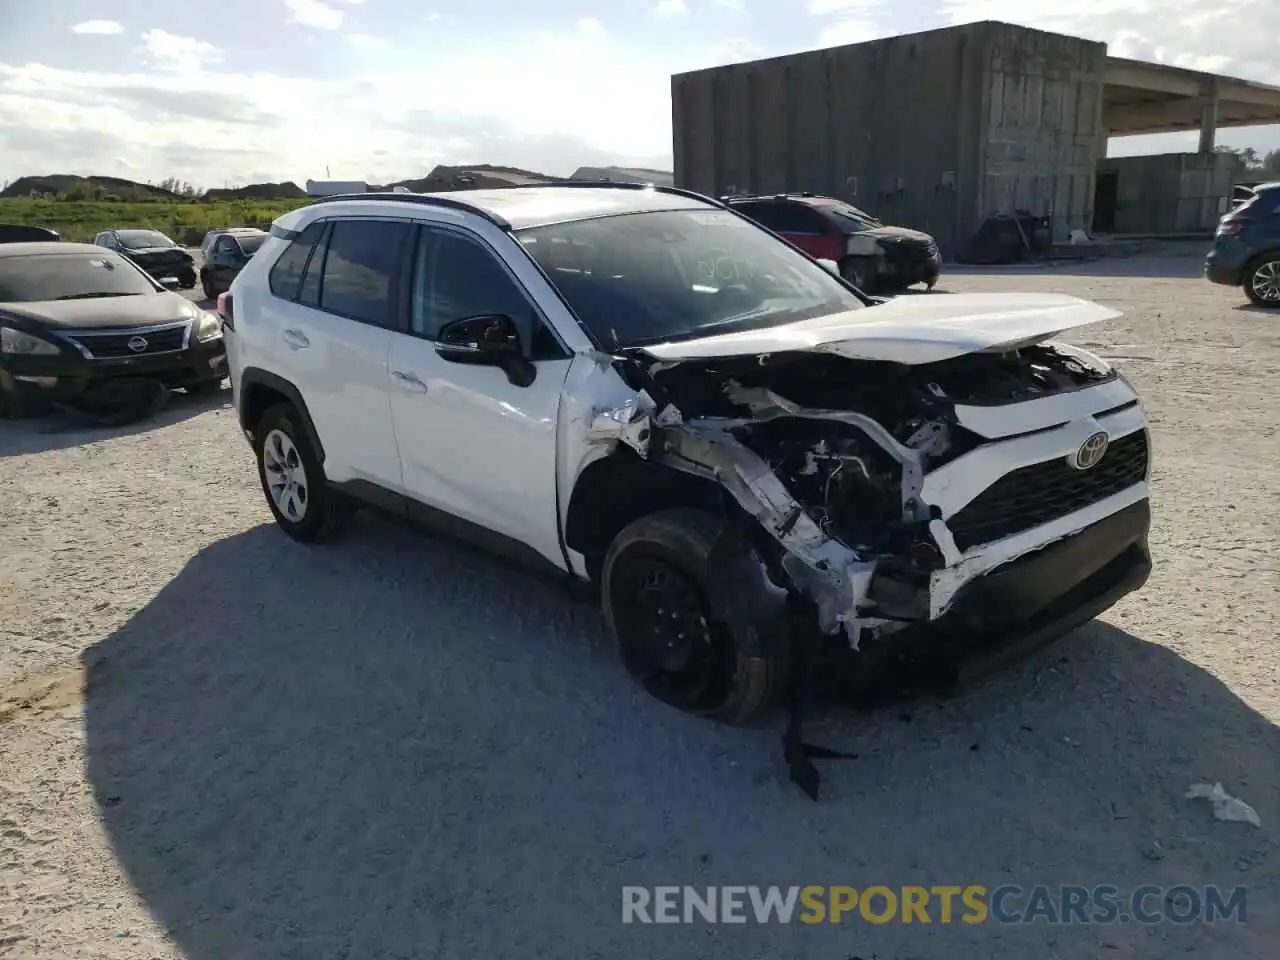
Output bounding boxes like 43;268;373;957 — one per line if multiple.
253;403;353;543
839;257;878;294
178;268;197;290
200;272;217;301
600;508;787;724
1244;255;1280;307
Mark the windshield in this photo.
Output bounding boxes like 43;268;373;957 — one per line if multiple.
236;234;266;255
0;253;159;302
116;229;175;249
516;209;865;348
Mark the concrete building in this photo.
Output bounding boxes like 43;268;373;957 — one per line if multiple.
670;21;1280;256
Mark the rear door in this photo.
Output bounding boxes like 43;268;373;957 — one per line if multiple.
262;217;410;490
734;201;843;260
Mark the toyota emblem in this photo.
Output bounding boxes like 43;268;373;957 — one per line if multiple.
1072;431;1109;471
127;335;149;353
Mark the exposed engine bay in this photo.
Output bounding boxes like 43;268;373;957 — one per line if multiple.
601;341;1119;648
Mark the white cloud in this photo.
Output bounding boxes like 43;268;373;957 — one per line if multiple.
140;30;222;71
283;0;361;30
652;0;688;16
713;0;745;9
0;23;730;187
70;20;125;36
807;0;888;48
940;0;1277;84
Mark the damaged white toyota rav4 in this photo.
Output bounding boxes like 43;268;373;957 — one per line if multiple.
223;183;1152;797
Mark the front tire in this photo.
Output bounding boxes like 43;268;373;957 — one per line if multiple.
1244;254;1280;307
600;508;787;725
200;272;217;301
253;403;352;543
840;256;878;294
178;268;197;290
185;377;224;397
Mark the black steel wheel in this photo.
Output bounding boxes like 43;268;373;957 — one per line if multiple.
601;508;786;724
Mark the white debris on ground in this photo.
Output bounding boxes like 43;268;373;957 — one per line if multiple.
1186;782;1263;827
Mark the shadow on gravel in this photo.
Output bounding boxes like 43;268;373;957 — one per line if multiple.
0;384;230;459
82;519;1278;960
949;258;1207;281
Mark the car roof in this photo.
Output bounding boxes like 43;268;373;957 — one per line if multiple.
299;184;719;232
0;241;110;258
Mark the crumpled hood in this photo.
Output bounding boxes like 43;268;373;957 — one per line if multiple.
0;292;201;330
862;224;934;244
638;292;1121;366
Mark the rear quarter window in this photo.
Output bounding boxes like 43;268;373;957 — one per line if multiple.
268;221;326;300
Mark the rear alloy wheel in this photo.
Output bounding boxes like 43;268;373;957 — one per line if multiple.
1244;256;1280;307
253;404;353;543
601;508;785;724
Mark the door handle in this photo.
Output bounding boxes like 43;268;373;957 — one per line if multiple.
390;370;428;393
282;328;310;349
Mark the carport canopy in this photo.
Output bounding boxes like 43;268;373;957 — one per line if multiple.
1104;57;1280;149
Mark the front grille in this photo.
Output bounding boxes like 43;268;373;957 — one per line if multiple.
947;429;1149;552
68;323;188;358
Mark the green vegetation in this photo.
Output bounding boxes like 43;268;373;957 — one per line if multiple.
0;197;315;245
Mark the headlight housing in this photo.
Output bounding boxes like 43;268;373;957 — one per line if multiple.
193;311;223;342
0;326;60;356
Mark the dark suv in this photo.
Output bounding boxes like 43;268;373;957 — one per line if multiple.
93;228;197;289
198;227;267;300
723;192;941;294
1205;181;1280;307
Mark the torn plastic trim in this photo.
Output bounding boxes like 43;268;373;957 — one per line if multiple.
928;482;1150;619
657;420;878;639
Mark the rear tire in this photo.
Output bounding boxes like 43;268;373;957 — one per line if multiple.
601;507;787;725
253;403;353;543
1243;254;1280;307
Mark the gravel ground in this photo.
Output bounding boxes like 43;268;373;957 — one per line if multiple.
0;258;1276;960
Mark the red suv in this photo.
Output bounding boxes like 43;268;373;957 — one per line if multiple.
724;193;940;295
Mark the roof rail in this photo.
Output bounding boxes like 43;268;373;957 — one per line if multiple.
303;182;727;231
306;191;514;229
484;178;727;209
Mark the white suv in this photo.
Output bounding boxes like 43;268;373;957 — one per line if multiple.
223;184;1153;795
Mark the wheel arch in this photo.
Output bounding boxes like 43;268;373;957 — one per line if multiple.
237;367;326;463
564;450;726;581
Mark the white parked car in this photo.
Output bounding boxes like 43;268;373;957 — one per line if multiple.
222;184;1153;796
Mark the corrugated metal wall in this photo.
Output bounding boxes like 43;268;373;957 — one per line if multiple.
671;22;1109;256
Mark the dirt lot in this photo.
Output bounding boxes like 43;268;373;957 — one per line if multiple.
0;257;1276;959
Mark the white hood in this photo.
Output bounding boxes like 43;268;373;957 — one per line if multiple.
639;292;1121;366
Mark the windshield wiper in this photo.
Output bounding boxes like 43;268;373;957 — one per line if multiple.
54;292;140;300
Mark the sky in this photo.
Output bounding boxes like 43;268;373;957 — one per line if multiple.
1;0;1278;189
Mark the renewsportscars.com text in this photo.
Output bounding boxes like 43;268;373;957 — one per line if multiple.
621;885;1247;926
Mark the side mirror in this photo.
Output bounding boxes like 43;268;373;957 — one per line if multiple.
817;258;840;276
434;314;536;388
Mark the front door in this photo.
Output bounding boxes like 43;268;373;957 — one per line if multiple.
386;223;572;569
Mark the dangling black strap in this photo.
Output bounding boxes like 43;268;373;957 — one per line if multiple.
783;615;857;800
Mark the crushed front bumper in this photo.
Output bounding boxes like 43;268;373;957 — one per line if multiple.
833;498;1152;692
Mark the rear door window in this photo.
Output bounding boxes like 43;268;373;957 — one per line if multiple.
315;219;411;327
